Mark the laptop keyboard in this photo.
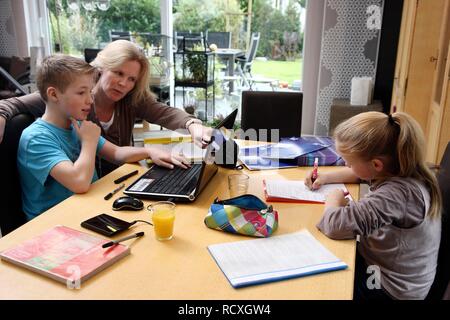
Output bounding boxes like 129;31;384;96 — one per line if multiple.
143;164;202;194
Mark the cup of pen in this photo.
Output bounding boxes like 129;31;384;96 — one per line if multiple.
147;201;176;241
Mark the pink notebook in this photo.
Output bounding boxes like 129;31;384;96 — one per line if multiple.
0;226;130;287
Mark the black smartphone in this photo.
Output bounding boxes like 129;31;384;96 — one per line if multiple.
81;214;135;237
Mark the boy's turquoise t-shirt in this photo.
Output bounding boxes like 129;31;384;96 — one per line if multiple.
18;118;106;221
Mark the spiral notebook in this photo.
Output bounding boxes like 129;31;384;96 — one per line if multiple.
207;230;347;288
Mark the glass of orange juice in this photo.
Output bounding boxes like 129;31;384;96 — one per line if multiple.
147;201;176;241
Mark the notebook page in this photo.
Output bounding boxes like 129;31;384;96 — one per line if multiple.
208;230;347;287
265;180;349;202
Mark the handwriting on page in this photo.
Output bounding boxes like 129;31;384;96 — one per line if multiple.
265;180;348;202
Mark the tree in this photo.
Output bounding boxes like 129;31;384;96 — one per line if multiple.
47;0;99;54
251;0;302;58
173;0;243;48
92;0;160;42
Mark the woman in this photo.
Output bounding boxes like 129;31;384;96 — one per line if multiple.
0;40;211;176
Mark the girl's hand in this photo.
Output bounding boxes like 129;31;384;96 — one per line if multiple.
147;146;191;169
325;189;348;208
304;170;327;190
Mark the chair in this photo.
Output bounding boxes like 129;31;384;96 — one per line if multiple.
240;90;302;142
235;32;260;87
0;113;35;236
109;30;131;42
0;55;30;99
426;142;450;300
84;48;101;63
206;31;231;49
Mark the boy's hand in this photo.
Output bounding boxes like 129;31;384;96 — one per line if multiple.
325;189;348;208
147;146;191;169
71;118;100;145
304;170;327;190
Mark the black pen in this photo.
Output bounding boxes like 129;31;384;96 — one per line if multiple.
104;183;125;200
102;232;145;248
114;170;139;184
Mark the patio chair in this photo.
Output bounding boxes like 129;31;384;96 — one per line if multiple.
206;31;231;49
235;32;260;88
109;30;131;42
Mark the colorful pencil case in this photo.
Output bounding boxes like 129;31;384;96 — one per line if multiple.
204;194;278;237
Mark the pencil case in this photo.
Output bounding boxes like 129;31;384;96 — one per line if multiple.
204;194;278;237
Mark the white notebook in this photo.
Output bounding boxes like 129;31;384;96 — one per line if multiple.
264;180;352;203
208;230;348;288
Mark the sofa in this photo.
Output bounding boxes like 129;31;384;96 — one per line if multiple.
0;55;30;99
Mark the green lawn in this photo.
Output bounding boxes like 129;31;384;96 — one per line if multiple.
251;59;303;86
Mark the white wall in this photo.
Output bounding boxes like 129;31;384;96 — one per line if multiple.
301;0;325;135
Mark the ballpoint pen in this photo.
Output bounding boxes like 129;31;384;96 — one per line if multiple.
102;232;145;248
104;183;125;200
114;170;139;184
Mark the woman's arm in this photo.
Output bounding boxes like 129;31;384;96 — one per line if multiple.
0;92;46;143
135;94;195;130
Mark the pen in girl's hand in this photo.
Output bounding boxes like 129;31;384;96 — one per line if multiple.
311;157;319;183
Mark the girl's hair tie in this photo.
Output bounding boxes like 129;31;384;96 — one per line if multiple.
388;114;396;125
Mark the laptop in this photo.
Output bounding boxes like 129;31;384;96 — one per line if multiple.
124;109;238;202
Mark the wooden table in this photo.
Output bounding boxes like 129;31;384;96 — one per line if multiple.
0;163;356;299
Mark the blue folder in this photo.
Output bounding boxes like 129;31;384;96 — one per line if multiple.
239;136;345;170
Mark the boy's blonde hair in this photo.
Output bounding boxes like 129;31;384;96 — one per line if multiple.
91;40;153;106
36;54;96;101
334;111;442;219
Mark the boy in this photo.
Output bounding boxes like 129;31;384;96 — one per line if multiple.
18;54;187;220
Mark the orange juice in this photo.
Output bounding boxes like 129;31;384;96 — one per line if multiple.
153;208;175;240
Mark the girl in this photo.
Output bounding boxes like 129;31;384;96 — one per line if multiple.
305;111;442;300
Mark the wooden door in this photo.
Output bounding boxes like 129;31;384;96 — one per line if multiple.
401;0;446;133
426;0;450;163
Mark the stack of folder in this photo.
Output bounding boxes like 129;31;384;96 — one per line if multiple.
238;136;345;170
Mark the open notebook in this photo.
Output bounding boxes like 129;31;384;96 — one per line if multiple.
208;229;348;288
263;180;352;203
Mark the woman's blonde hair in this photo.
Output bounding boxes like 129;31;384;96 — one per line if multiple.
91;40;153;106
334;111;442;219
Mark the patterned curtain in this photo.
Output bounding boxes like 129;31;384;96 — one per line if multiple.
314;0;383;135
